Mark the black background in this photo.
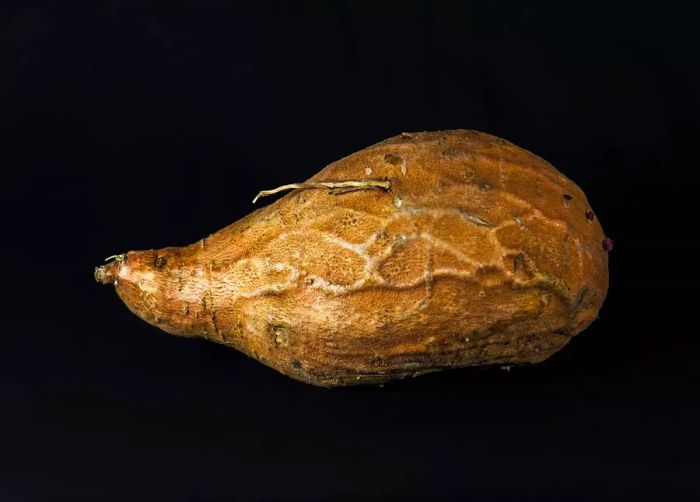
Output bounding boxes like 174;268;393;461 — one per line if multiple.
2;1;699;500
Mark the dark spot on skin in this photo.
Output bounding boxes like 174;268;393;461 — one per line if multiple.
513;253;524;273
572;286;589;311
154;255;167;268
476;264;501;276
384;153;403;165
563;194;573;202
602;238;614;252
585;210;595;221
293;360;302;370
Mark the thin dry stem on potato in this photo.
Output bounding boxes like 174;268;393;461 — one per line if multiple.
252;180;391;203
104;254;127;264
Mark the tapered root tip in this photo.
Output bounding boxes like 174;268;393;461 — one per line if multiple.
94;261;118;285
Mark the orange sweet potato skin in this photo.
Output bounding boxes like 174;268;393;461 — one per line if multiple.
96;130;609;387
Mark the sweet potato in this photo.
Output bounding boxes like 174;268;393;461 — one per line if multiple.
95;130;610;386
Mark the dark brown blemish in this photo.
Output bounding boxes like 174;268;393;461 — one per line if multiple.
476;264;501;276
293;360;302;370
585;210;596;221
563;194;573;202
513;253;524;273
154;255;167;268
602;238;614;252
384;153;403;165
210;311;220;337
572;286;589;311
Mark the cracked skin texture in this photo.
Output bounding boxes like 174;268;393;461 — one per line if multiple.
96;130;609;387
